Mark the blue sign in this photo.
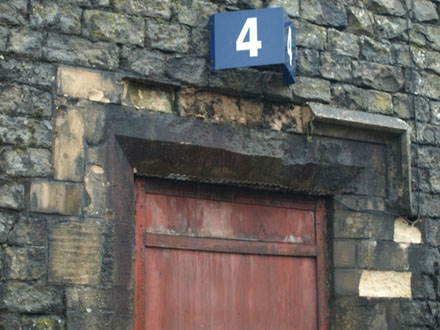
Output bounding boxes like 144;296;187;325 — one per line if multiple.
209;7;296;85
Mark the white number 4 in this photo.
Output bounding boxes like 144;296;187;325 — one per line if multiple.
287;26;293;66
236;17;262;57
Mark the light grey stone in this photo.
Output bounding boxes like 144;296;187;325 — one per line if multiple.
173;0;219;27
167;57;209;86
411;0;439;22
0;0;27;25
320;52;352;82
426;25;440;51
146;20;190;53
0;211;16;244
293;19;327;50
374;14;407;40
360;36;392;64
392;43;411;67
7;28;44;59
0;84;52;117
346;7;375;36
268;0;299;17
327;29;360;57
364;0;406;16
431;101;440;124
0;26;8;51
412;46;440;74
296;48;320;77
292;76;331;103
413;71;440;100
30;1;82;35
1;148;52;177
120;46;166;77
0;59;56;87
113;0;172;19
302;0;347;27
0;182;24;210
353;61;404;92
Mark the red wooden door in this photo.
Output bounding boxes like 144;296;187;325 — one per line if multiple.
134;179;328;330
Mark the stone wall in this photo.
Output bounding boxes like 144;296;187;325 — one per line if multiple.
0;0;439;329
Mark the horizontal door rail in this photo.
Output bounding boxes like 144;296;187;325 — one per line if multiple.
144;233;318;257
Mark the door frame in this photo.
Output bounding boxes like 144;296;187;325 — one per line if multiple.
134;178;329;330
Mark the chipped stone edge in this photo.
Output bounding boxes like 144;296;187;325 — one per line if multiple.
304;102;412;217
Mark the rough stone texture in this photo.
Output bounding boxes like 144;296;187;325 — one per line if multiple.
334;239;357;267
292;76;331;103
394;217;422;243
57;66;121;104
320;52;352;82
1;148;52;177
268;0;299;17
0;26;7;51
83;10;145;46
334;269;361;295
296;48;320;77
353;61;404;92
120;47;166;77
113;0;172;19
357;240;409;270
327;29;360;58
360;36;392;64
166;57;209;86
3;246;46;280
0;84;52;117
0;0;27;26
146;20;190;53
0;58;56;88
364;0;406;16
346;7;375;36
49;220;101;284
122;80;174;112
359;270;412;298
30;182;83;215
0;182;24;210
173;0;219;27
53;108;85;182
374;15;407;40
30;1;82;35
411;0;439;22
302;0;347;27
293;20;327;50
6;28;43;59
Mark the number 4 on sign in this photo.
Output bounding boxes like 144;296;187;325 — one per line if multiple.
236;17;262;57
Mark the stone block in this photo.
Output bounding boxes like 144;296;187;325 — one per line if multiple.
0;182;24;210
0;26;8;51
408;23;429;47
146;20;190;53
392;43;411;67
359;36;392;64
209;68;263;96
84;165;108;217
6;28;43;59
263;104;303;133
431;101;440;124
21;315;65;330
412;273;436;300
120;46;166;77
292;76;331;103
83;10;145;46
173;0;219;27
191;27;209;57
418;146;440;168
166;57;209;86
334;239;356;267
364;0;405;16
359;270;412;298
429;170;440;193
261;71;294;101
411;0;439;22
0;313;20;329
8;215;46;246
49;220;102;285
4;246;46;280
84;106;107;146
333;210;393;240
327;29;360;58
334;269;361;295
30;0;82;35
293;20;326;50
0;58;56;88
374;14;407;40
0;211;16;244
0;282;63;313
320;52;352;82
113;0;172;19
346;7;375;36
357;240;409;270
268;0;299;17
57;66;121;104
0;84;52;117
0;114;53;148
122;80;174;112
353;61;404;92
1;148;52;177
0;0;27;25
296;48;320;77
66;286;112;311
394;217;422;244
301;0;347;27
425;218;440;247
30;181;83;215
393;93;430;121
43;34;119;69
427;25;440;51
420;194;440;217
54;108;85;182
412;47;440;74
66;312;114;330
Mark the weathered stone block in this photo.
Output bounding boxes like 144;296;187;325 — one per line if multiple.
30;182;83;215
409;245;440;275
84;165;108;217
429;170;440;193
393;93;430;121
292;76;331;103
49;220;102;285
353;61;404;92
122;80;174;112
30;1;82;35
209;68;263;96
0;182;24;210
374;14;407;40
4;246;46;280
2;148;52;177
262;104;303;132
320;52;352;82
411;0;439;22
0;58;56;88
84;106;107;146
113;0;172;19
54;108;85;182
431;101;440;124
392;43;411;67
357;240;409;270
57;66;121;104
293;20;326;50
8;216;46;246
346;7;375;36
83;10;145;46
359;270;412;298
0;282;63;313
0;211;16;244
21;315;65;330
394;217;422;244
43;34;119;69
66;312;114;330
334;239;356;267
0;114;53;148
408;23;429;47
334;269;361;295
173;0;219;27
66;286;112;311
120;46;166;77
425;218;440;247
302;0;347;27
0;26;8;51
427;25;440;51
364;0;405;16
360;36;392;64
296;48;320;77
7;28;43;58
420;194;440;217
0;0;27;25
166;57;209;86
412;46;440;74
146;20;190;53
0;84;52;117
268;0;299;17
327;29;360;57
334;210;393;240
418;146;440;168
412;273;436;300
0;313;20;329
